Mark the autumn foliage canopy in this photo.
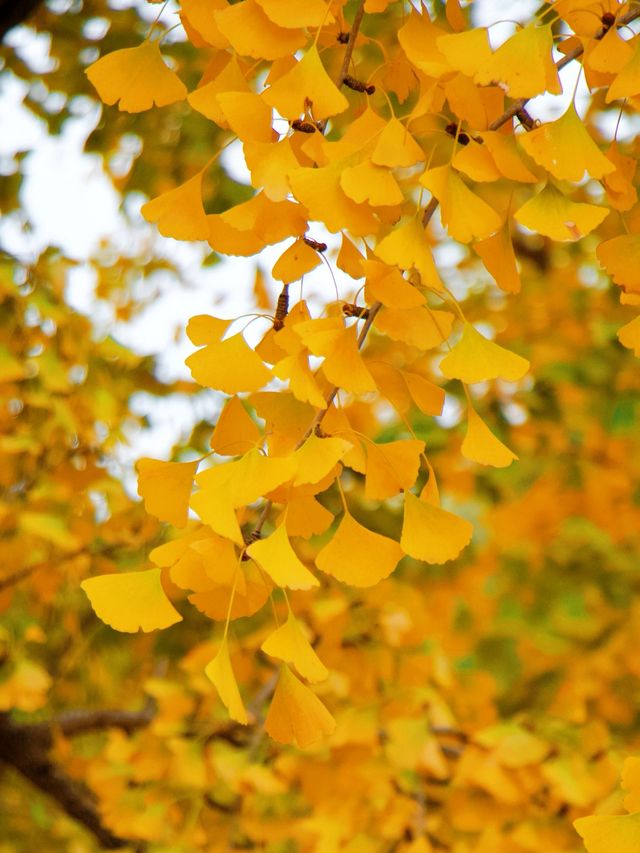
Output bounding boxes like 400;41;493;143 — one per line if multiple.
3;0;640;849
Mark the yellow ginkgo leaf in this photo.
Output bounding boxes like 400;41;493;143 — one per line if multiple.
273;353;327;409
261;612;328;682
211;396;261;456
514;183;608;242
86;40;187;112
292;434;353;487
246;523;319;590
603;142;638;212
186;314;230;345
262;45;349;121
371;118;425;168
617;315;640;356
205;636;248;724
474;225;521;294
187;55;249;126
375;219;442;289
272;239;322;284
397;10;450;78
244;137;299;201
375;306;454;349
461;407;517;468
364;439;424;501
340;160;405;207
400;491;473;564
623;756;640;812
288;162;378;237
420;165;502;243
337;233;366;279
440;324;529;383
316;510;403;586
597;235;640;292
480;131;538;183
197;448;295;508
574;813;640;853
214;0;305;60
452;138;502;182
437;27;493;77
141;172;209;241
363;260;425;309
519;105;614;182
186;333;272;393
474;23;561;99
606;38;640;103
81;569;182;633
265;665;336;748
190;484;244;546
180;0;228;48
402;370;446;416
216;91;273;143
255;0;334;28
280;495;334;539
294;320;376;395
136;458;199;528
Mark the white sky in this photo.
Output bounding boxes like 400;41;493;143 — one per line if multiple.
1;0;637;465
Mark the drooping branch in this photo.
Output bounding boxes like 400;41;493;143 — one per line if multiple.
0;712;138;849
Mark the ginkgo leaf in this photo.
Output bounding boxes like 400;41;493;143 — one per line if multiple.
371;118;424;168
186;314;230;345
420;165;502;243
273;354;327;409
375;219;442;289
86;40;187;112
81;569;182;633
337;233;366;279
597;235;640;292
294;320;376;395
187;55;249;126
474;226;521;294
244;137;299;201
480;131;538;183
272;239;321;284
214;0;305;60
246;523;319;589
402;370;446;416
196;448;295;508
574;813;640;853
215;91;273;143
364;439;424;501
437;28;493;77
190;484;244;546
461;407;517;467
375;306;454;349
186;333;272;393
262;46;349;121
515;183;608;242
261;612;328;682
136;458;199;528
292;434;352;487
397;10;450;78
205;636;248;724
288;161;378;237
606;38;640;102
280;495;334;538
255;0;334;28
264;665;335;748
519;105;614;182
141;172;209;240
363;260;425;308
452;138;502;182
340;160;405;207
316;510;403;586
440;324;529;383
474;23;561;98
617;315;640;356
400;491;473;564
180;0;229;48
211;396;261;456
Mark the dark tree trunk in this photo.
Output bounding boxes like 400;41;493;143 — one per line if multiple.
0;0;44;44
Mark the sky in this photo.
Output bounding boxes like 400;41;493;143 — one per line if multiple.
1;0;637;466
